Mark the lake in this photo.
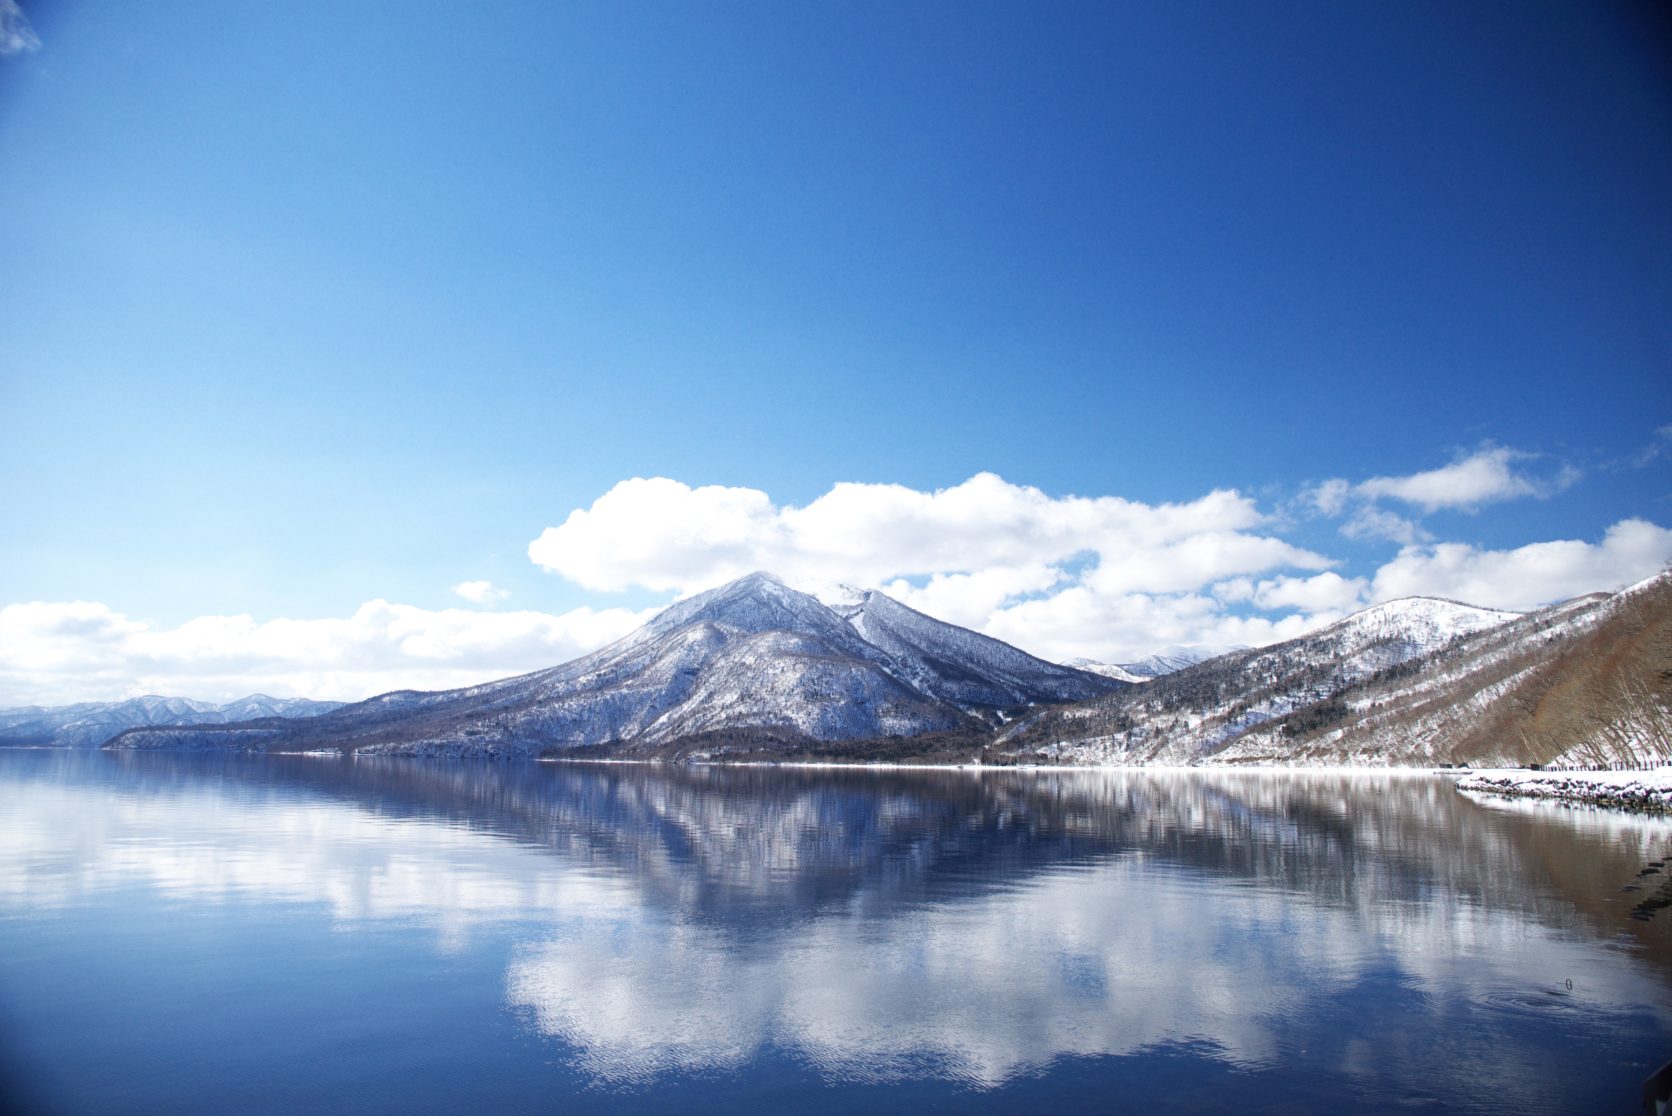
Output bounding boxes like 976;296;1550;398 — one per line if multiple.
1;750;1668;1114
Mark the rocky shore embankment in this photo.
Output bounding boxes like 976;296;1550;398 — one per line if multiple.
1456;768;1672;813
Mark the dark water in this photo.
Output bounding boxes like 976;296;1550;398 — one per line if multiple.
1;752;1669;1115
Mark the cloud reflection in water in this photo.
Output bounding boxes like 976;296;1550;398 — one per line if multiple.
2;754;1668;1103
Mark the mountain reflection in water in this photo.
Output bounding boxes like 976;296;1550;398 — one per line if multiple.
1;751;1669;1114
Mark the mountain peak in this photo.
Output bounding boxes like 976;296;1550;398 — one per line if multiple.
1328;596;1519;648
1063;658;1149;684
106;568;1131;757
793;578;873;611
633;570;854;645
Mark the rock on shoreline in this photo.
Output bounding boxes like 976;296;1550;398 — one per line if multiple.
1457;768;1672;813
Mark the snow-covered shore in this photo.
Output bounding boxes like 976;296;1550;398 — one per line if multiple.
1457;767;1672;813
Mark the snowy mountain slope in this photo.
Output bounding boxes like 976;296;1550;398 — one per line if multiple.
1309;597;1520;661
626;573;886;661
109;573;1121;758
1113;651;1219;679
996;597;1520;765
830;589;1118;709
81;572;1666;767
1063;659;1149;684
796;578;1122;707
1222;576;1670;768
0;694;345;748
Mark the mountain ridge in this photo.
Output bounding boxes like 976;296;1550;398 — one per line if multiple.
994;583;1665;767
103;573;1121;758
0;693;345;749
20;571;1666;768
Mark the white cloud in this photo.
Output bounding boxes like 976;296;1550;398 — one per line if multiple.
526;473;1346;665
0;0;39;55
1212;578;1255;603
1358;447;1547;512
980;586;1324;665
452;580;510;605
529;473;1332;599
1630;425;1672;469
528;477;782;593
1369;518;1672;611
1312;447;1581;547
0;599;656;707
1307;478;1351;517
1249;571;1369;613
521;472;1657;664
1341;506;1431;546
878;565;1064;631
1082;529;1328;596
14;471;1668;707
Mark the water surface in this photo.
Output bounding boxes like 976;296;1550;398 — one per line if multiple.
1;751;1669;1114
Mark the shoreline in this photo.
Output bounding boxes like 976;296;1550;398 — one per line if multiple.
1457;768;1672;813
534;754;1489;776
54;748;1672;809
533;755;1672;806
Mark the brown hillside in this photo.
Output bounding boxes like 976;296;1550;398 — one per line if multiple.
1451;573;1672;765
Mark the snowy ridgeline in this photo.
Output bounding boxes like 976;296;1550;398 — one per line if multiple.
26;568;1672;766
104;572;1124;757
997;595;1524;766
0;694;345;748
1457;767;1672;813
999;568;1672;769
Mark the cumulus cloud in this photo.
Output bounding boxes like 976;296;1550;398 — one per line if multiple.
1248;571;1369;613
1369;518;1672;611
877;565;1065;631
1341;506;1431;546
529;473;1331;598
0;599;655;707
452;580;510;605
522;471;1672;666
526;473;1346;663
979;586;1327;665
0;1;39;56
14;471;1669;706
1307;478;1352;517
1311;446;1582;547
1357;447;1547;512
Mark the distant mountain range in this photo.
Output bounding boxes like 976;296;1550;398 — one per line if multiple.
13;568;1669;767
0;694;344;749
1064;650;1219;683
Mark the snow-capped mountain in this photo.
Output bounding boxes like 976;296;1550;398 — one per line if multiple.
998;596;1520;764
797;580;1146;702
1114;650;1222;679
830;588;1119;707
109;573;1123;758
80;571;1668;767
0;694;345;749
1062;650;1224;683
1063;659;1150;684
1213;576;1668;768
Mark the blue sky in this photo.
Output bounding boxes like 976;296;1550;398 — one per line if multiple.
1;0;1669;703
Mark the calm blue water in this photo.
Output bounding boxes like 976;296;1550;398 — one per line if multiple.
1;751;1669;1115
